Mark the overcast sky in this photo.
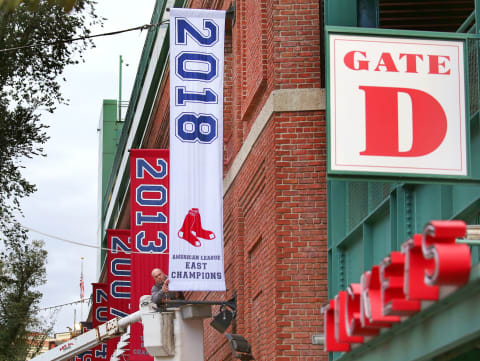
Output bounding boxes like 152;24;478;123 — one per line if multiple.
20;0;156;334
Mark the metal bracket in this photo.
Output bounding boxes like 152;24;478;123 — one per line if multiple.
457;225;480;246
226;1;236;28
162;293;237;310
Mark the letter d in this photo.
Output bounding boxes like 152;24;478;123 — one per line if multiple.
359;86;447;157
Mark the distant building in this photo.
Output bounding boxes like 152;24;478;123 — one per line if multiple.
25;331;71;360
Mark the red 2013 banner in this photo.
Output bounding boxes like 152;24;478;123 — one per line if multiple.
129;149;169;361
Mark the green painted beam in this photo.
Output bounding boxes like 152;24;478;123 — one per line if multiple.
325;0;357;26
325;0;378;27
328;180;347;248
476;0;480;34
336;264;480;361
100;99;123;265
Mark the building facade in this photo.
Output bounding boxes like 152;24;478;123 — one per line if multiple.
96;1;480;360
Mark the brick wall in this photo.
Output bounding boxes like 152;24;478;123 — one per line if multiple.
273;111;327;360
137;0;327;359
273;0;322;89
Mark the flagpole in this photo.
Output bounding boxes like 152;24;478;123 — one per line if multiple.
80;257;84;321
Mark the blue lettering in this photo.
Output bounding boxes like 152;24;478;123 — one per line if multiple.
176;86;218;106
111;236;130;253
176;113;218;144
136;231;167;253
96;307;108;323
176;18;218;46
136;158;167;179
111;280;130;299
111;307;128;318
136;211;167;226
95;289;107;303
136;184;167;207
111;259;131;277
95;344;107;359
176;52;218;82
75;350;92;361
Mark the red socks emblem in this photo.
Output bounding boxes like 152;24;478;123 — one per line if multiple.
178;208;216;247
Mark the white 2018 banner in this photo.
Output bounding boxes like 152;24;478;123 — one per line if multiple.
169;8;226;291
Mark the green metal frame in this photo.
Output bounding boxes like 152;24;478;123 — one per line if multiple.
100;99;123;212
328;182;480;293
325;1;480;360
327;180;480;361
325;25;477;183
325;0;358;27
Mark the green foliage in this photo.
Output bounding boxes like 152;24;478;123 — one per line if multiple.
0;0;100;222
0;1;100;358
0;0;100;111
0;0;21;11
0;224;51;361
0;102;48;228
0;0;79;12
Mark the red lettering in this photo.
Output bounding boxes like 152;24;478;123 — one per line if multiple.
381;252;421;316
321;300;350;352
343;51;452;75
324;221;472;353
334;291;363;344
345;283;379;336
422;221;470;286
374;52;399;72
399;53;423;73
344;50;369;70
361;266;400;328
428;55;451;75
402;234;439;301
359;86;447;157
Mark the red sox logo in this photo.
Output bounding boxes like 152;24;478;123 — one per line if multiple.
178;208;215;247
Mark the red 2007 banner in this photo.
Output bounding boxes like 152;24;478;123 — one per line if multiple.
106;229;131;360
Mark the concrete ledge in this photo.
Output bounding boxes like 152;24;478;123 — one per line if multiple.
181;304;212;320
223;88;326;196
273;88;326;112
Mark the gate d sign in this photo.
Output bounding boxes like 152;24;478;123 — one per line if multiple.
328;33;467;177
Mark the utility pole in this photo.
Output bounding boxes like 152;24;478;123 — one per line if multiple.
118;55;123;122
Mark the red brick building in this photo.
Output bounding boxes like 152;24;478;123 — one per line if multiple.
99;0;326;359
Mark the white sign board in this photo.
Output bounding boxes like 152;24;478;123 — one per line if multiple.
329;33;467;177
169;8;226;291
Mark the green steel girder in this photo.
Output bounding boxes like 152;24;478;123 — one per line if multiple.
325;0;378;28
325;0;357;26
326;2;480;360
336;264;480;361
